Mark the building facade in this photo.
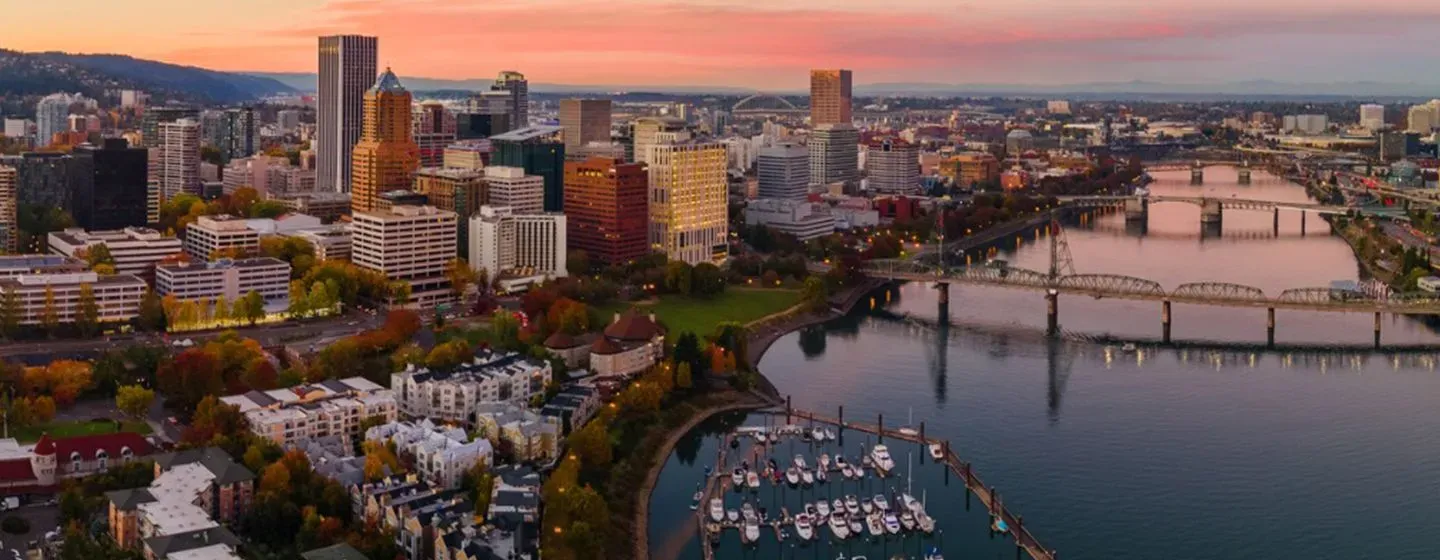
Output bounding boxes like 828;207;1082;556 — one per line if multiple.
809;69;853;126
48;227;183;281
414;167;487;257
0;269;146;325
184;215;258;261
413;102;458;168
756;142;811;200
72;139;149;230
743;199;836;241
646;139;729;265
559;99;612;155
351;205;456;308
631;117;687;165
317;35;378;193
809;124;859;190
482;166;544;215
562;157;649;266
158;118;201;199
864;137;920;194
489;126;565;212
220;377;397;449
0;166;14;253
492;71;529;130
350;69;421;214
155;257;291;307
469;205;567;280
390;350;552;424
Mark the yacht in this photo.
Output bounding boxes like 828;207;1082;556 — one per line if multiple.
824;428;837;441
816;467;827;483
925;547;944;560
901;493;922;514
866;513;885;537
841;465;855;479
754;432;767;444
746;471;761;490
833;455;848;470
993;515;1010;533
848;515;864;536
860;497;875;514
844;495;860;515
899;510;917;532
690;486;702;510
786;468;800;486
743;519;760;544
1122;342;1138;353
917;511;936;534
726;509;739;522
709;498;724;522
870;445;895;473
801;469;815;485
929;443;944;460
817;500;831;517
812;427;826;441
883;513;901;534
741;502;755;521
794;514;815;540
794;454;808;470
832;498;844;514
819;453;831;471
828;511;851;539
872;494;890;512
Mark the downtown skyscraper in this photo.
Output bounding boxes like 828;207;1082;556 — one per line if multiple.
350;69;420;214
493;71;529;130
809;69;853;126
317;35;378;193
559;99;612;154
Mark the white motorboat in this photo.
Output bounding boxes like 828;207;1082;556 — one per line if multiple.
929;443;944;460
755;432;767;444
848;515;864;535
786;468;800;485
1122;342;1138;353
872;494;890;511
690;484;702;510
819;453;831;470
812;428;826;441
816;467;827;483
824;428;837;441
816;500;831;517
860;497;874;514
870;445;895;473
726;509;740;523
709;498;724;522
805;503;818;518
917;511;936;534
841;465;855;479
844;495;860;515
794;514;815;540
794;454;808;470
801;469;814;485
900;510;917;531
834;455;848;469
832;498;844;515
743;520;760;544
741;502;755;521
866;513;885;537
883;513;901;534
746;471;761;489
901;493;922;514
828;512;851;539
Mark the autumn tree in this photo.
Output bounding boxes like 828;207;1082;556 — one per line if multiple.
446;258;477;299
185;395;248;445
361;440;402;482
23;360;93;406
0;290;20;340
240;291;266;325
83;243;116;269
676;362;693;390
40;286;59;336
568;421;612;468
157;349;224;414
137;289;165;332
115;385;155;421
425;340;472;370
75;283;100;337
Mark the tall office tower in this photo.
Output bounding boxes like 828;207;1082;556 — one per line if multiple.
414;167;487;257
412;102;457;168
809;123;859;190
0;165;15;253
483;166;545;215
559;99;612;155
158;118;201;199
493;71;529;130
630;117;687;164
1407;104;1437;134
317;35;379;193
756;143;810;200
469;205;567;280
349;69;420;214
809;69;853;126
864;137;920;194
277;110;302;131
490;126;565;212
351;205;457;308
221;107;258;161
0;153;77;208
563;157;648;266
646;138;728;265
463;90;515;136
34;93;78;148
1359;104;1386;131
72;139;149;231
140;106;198;148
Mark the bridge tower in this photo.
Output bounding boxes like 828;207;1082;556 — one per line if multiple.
1046;220;1075;337
1124;196;1148;222
1190;161;1204;185
1237;161;1252;185
1200;198;1223;225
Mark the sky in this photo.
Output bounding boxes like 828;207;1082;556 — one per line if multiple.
7;0;1440;88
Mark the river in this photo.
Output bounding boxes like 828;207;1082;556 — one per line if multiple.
647;168;1440;559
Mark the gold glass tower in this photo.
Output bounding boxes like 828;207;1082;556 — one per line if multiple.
351;68;420;214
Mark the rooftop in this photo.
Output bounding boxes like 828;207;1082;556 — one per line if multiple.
490;125;563;143
371;68;407;94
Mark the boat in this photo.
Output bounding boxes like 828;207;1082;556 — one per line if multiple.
883;513;901;534
817;500;831;517
816;467;827;483
746;471;761;489
860;497;875;514
898;427;919;437
834;455;848;469
992;515;1010;533
841;465;855;479
901;493;922;514
819;453;831;470
741;502;755;521
794;454;808;470
786;468;800;485
812;427;826;441
824;428;837;441
832;498;844;514
690;485;702;510
828;511;851;539
844;495;860;515
801;469;815;485
709;498;724;522
870;445;895;473
872;494;890;511
899;510;917;531
1122;342;1138;353
795;514;815;540
743;520;760;544
726;509;739;523
861;453;873;468
929;443;944;460
917;512;936;534
924;547;944;560
848;515;864;536
866;513;885;537
732;468;746;490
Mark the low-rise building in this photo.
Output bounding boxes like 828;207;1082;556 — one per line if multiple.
270;192;351;223
105;448;254;554
291;434;366;488
469;205;567;284
0;269;146;325
0;432;154;494
48;227;184;281
351;204;457;309
744;199;836;241
471;403;561;463
220;377;397;449
391;350;552;424
184;215;258;261
292;226;353;261
155;257;290;309
365;419;492;489
244;213;324;236
589;310;665;378
540;385;601;435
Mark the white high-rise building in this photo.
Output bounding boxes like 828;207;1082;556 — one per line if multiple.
351;205;456;308
631;117;687;164
1292;114;1329;135
34;93;79;147
317;35;378;193
1408;104;1438;134
864;138;920;194
646;137;729;265
158;118;201;199
756;143;810;200
469;205;567;281
1359;104;1385;131
483;166;544;215
809;124;860;190
1047;100;1072;115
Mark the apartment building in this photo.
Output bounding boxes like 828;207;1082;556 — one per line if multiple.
219;376;397;449
390;350;552;424
351;205;457;308
365;419;492;489
183;215;259;261
154;257;291;308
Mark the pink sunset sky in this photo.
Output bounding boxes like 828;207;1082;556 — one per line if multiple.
7;0;1440;87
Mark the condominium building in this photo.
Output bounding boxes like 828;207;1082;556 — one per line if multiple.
472;403;561;463
0;165;14;253
35;93;83;148
809;69;853;126
106;447;254;555
864;137;920;194
140;106;199;149
351;69;421;214
158;118;201;199
756;142;811;200
743;199;836;241
220;155;288;195
442;140;490;170
1359;104;1385;131
631;117;687;164
940;152;1001;189
809;124;860;190
390;349;552;424
562;156;649;266
646;137;729;265
365;419;492;489
414;167;487;257
413;102;458;168
1408;103;1438;134
469;205;567;281
293;226;352;261
559;99;612;154
220;377;397;449
0;268;146;325
482;166;544;215
0;152;76;208
155;257;291;307
317;35;378;192
351;205;456;307
48;227;184;281
183;215;259;261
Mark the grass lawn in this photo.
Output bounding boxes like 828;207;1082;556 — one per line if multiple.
12;419;152;443
598;288;800;338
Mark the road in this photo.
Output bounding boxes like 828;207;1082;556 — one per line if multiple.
0;311;386;361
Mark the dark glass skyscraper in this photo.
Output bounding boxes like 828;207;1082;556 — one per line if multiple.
490;126;566;212
72;139;148;230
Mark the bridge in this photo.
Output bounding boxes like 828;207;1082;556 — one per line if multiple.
731;93;805;115
1058;194;1360;234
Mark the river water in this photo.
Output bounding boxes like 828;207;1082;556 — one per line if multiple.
648;168;1440;559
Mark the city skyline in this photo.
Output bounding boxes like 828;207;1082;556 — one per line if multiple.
9;1;1440;88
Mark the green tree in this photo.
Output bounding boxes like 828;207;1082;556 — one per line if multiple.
115;384;155;421
213;295;231;325
84;243;117;268
664;261;694;295
0;290;21;340
568;421;612;468
800;276;830;312
390;281;412;307
676;361;693;390
75;283;100;337
692;262;726;297
446;258;477;300
137;289;166;332
40;286;60;336
567;249;591;277
241;291;265;325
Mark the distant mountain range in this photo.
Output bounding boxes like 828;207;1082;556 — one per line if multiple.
0;50;295;108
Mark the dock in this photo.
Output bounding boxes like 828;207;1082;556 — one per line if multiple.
694;403;1058;560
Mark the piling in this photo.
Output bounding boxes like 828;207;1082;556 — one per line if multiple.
1161;300;1172;344
1267;308;1276;349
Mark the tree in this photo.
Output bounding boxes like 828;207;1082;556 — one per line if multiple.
76;283;100;337
84;243;117;269
361;440;401;482
40;286;59;336
137;289;165;332
692;262;726;297
567;250;591;276
259;462;291;495
446;258;477;300
157;350;224;414
115;385;155;421
230;187;261;217
0;290;20;340
673;332;703;377
425;340;472;370
568;421;612;468
390;281;411;307
664;261;694;295
676;362;693;390
801;276;830;312
241;291;265;325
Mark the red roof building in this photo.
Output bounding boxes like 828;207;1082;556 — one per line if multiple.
0;431;155;495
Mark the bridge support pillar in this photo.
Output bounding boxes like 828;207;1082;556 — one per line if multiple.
1124;197;1148;222
1200;199;1223;225
877;413;883;443
936;282;950;304
1272;208;1279;236
1238;167;1251;184
1301;211;1307;236
1267;308;1276;349
1045;291;1059;337
1161;300;1172;344
1374;312;1382;350
1191;166;1204;185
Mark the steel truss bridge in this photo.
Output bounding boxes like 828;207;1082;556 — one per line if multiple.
1058;195;1352;215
